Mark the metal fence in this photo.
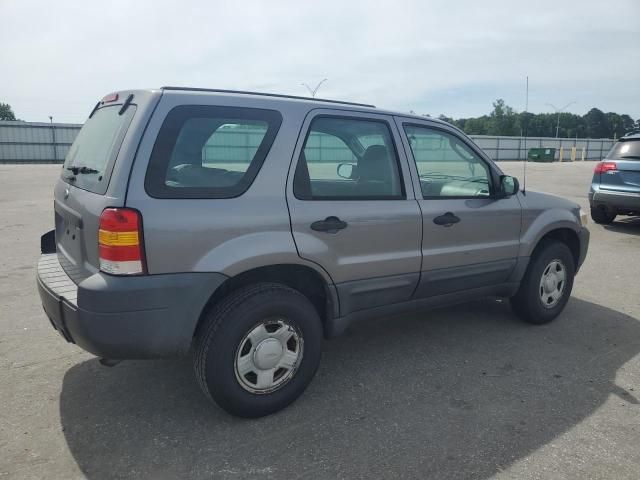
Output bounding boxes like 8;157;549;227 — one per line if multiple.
0;120;81;163
471;135;615;162
0;120;616;164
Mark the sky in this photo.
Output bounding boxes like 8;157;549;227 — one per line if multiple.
1;0;639;123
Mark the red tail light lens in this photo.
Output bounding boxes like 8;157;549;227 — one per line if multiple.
594;161;617;174
98;208;146;275
101;92;119;103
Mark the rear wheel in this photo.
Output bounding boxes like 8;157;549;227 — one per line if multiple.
511;240;575;325
590;206;616;224
193;283;323;418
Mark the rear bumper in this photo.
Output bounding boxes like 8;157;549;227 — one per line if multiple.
590;188;640;212
37;253;227;359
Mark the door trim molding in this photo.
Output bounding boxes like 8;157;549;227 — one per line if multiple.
325;282;520;338
336;272;420;316
414;259;517;298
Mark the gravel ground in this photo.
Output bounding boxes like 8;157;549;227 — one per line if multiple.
1;162;639;479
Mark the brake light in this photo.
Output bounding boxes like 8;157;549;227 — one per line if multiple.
101;92;119;103
594;161;617;174
98;208;146;275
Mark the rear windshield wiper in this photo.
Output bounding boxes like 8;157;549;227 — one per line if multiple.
66;166;99;175
619;155;640;160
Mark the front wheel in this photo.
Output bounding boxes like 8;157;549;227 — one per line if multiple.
193;283;323;418
510;240;575;324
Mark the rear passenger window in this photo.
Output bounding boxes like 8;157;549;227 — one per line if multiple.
294;117;404;200
145;106;282;198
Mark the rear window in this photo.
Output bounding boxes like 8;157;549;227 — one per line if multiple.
145;105;282;198
62;104;136;194
607;139;640;160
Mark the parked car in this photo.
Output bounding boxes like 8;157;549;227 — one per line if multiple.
589;133;640;224
37;87;590;417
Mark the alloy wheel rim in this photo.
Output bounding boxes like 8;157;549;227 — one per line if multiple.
234;319;303;394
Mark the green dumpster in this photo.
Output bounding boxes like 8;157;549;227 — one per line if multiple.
527;148;556;162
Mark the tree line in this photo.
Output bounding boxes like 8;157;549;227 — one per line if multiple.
437;99;639;139
0;102;18;121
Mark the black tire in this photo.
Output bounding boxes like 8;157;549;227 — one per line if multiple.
510;240;575;325
193;282;323;418
590;206;616;224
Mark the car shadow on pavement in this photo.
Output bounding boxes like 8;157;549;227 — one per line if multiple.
59;297;640;480
604;216;640;236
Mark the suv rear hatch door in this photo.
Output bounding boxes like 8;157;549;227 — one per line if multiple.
599;139;640;193
54;95;137;282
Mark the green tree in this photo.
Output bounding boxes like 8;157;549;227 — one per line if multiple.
618;114;635;136
466;116;491;135
584;108;608;138
441;100;636;139
518;111;534;136
0;102;17;121
488;99;518;136
605;112;623;139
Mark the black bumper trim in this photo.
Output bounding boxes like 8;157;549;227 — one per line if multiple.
37;254;228;359
577;227;590;272
591;189;640;212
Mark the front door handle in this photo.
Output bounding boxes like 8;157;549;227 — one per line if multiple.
433;212;460;227
311;216;348;233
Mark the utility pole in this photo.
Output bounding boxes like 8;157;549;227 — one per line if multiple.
545;101;576;138
49;116;57;162
301;78;328;98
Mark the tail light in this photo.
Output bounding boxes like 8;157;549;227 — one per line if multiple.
101;92;119;103
594;161;617;174
98;208;146;275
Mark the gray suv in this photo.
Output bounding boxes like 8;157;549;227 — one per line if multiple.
37;87;590;417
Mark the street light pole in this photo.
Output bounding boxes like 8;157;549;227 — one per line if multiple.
301;78;328;98
545;101;576;138
49;116;57;162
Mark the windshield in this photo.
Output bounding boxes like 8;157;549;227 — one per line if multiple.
62;104;136;194
607;139;640;161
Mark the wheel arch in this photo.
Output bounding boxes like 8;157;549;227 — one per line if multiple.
530;227;580;268
520;205;582;265
193;263;339;341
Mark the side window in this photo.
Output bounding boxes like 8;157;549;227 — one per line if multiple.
201;121;268;170
404;125;492;198
294;117;404;200
145;106;282;199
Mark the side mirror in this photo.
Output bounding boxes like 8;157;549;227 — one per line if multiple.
499;175;520;197
337;163;357;179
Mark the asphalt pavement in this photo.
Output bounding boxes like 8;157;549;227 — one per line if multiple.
1;162;639;479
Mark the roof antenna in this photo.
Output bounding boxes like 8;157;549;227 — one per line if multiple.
522;76;529;195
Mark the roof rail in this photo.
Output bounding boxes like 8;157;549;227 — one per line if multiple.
160;86;375;108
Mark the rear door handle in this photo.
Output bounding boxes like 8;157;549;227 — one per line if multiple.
433;212;460;227
311;216;348;233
